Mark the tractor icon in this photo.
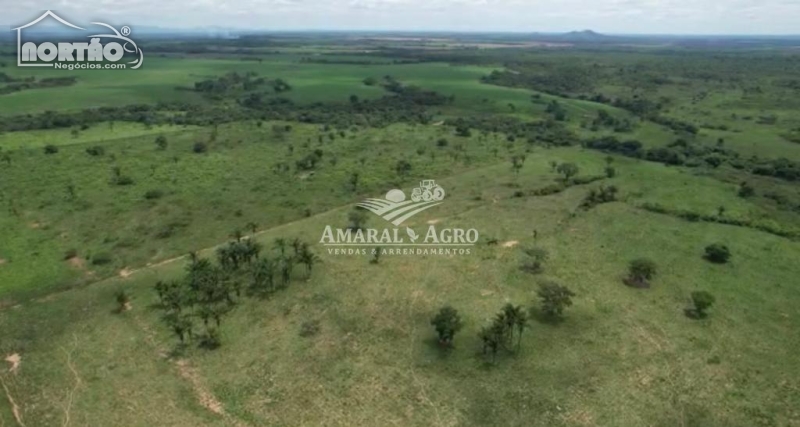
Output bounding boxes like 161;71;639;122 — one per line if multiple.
411;180;446;202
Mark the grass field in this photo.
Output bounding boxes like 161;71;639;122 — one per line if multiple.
1;39;799;427
2;148;798;426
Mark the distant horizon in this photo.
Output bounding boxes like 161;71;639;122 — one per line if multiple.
2;0;800;36
3;23;800;39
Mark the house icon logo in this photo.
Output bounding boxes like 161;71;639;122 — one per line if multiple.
14;10;144;70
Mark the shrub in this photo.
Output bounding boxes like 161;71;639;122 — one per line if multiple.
44;144;59;154
688;291;715;318
436;138;449;147
520;247;548;274
144;189;165;200
537;282;575;319
193;141;208;153
738;182;755;198
114;175;134;186
85;146;105;156
625;258;656;288
63;248;78;260
155;135;168;150
91;252;113;265
299;320;320;337
704;244;731;264
115;290;130;313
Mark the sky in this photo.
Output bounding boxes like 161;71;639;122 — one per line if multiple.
2;0;799;34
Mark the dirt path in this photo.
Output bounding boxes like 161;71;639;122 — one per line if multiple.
0;375;25;427
60;335;82;427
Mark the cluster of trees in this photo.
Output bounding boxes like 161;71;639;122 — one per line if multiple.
431;282;576;363
581;185;619;209
153;232;318;349
192;72;290;97
589;109;635;133
0;75;76;95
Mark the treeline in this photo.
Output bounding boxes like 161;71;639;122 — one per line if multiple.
0;75;77;95
299;57;421;65
582;135;800;182
0;84;452;133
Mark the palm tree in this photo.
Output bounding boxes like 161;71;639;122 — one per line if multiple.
298;243;318;277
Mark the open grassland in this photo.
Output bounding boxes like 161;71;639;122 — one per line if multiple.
1;148;799;426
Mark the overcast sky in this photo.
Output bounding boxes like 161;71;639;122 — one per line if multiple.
2;0;799;34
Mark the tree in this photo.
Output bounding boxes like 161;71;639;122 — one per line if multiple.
520;247;548;274
430;306;463;348
395;159;412;179
704;244;731;264
164;311;194;344
510;155;525;176
688;291;715;318
348;208;368;231
478;325;501;363
501;304;527;350
246;222;258;235
556;162;579;182
738;181;755;198
626;258;657;288
297;242;318;277
155;135;168;150
536;282;575;320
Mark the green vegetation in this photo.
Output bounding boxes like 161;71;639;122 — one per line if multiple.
1;34;799;427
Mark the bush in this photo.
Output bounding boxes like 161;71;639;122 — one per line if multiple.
85;146;105;156
299;320;320;337
436;138;449;147
193;141;208;153
114;175;134;186
738;182;755;198
625;258;657;288
115;290;130;313
91;252;113;265
44;144;59;154
520;247;548;274
688;291;715;318
144;189;165;200
63;248;78;260
704;244;731;264
537;282;575;319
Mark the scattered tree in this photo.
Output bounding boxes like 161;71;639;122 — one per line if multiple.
556;162;579;182
687;291;715;319
704;244;731;264
625;258;657;288
536;281;575;320
430;306;463;348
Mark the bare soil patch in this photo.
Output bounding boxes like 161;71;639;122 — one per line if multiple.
5;353;20;373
